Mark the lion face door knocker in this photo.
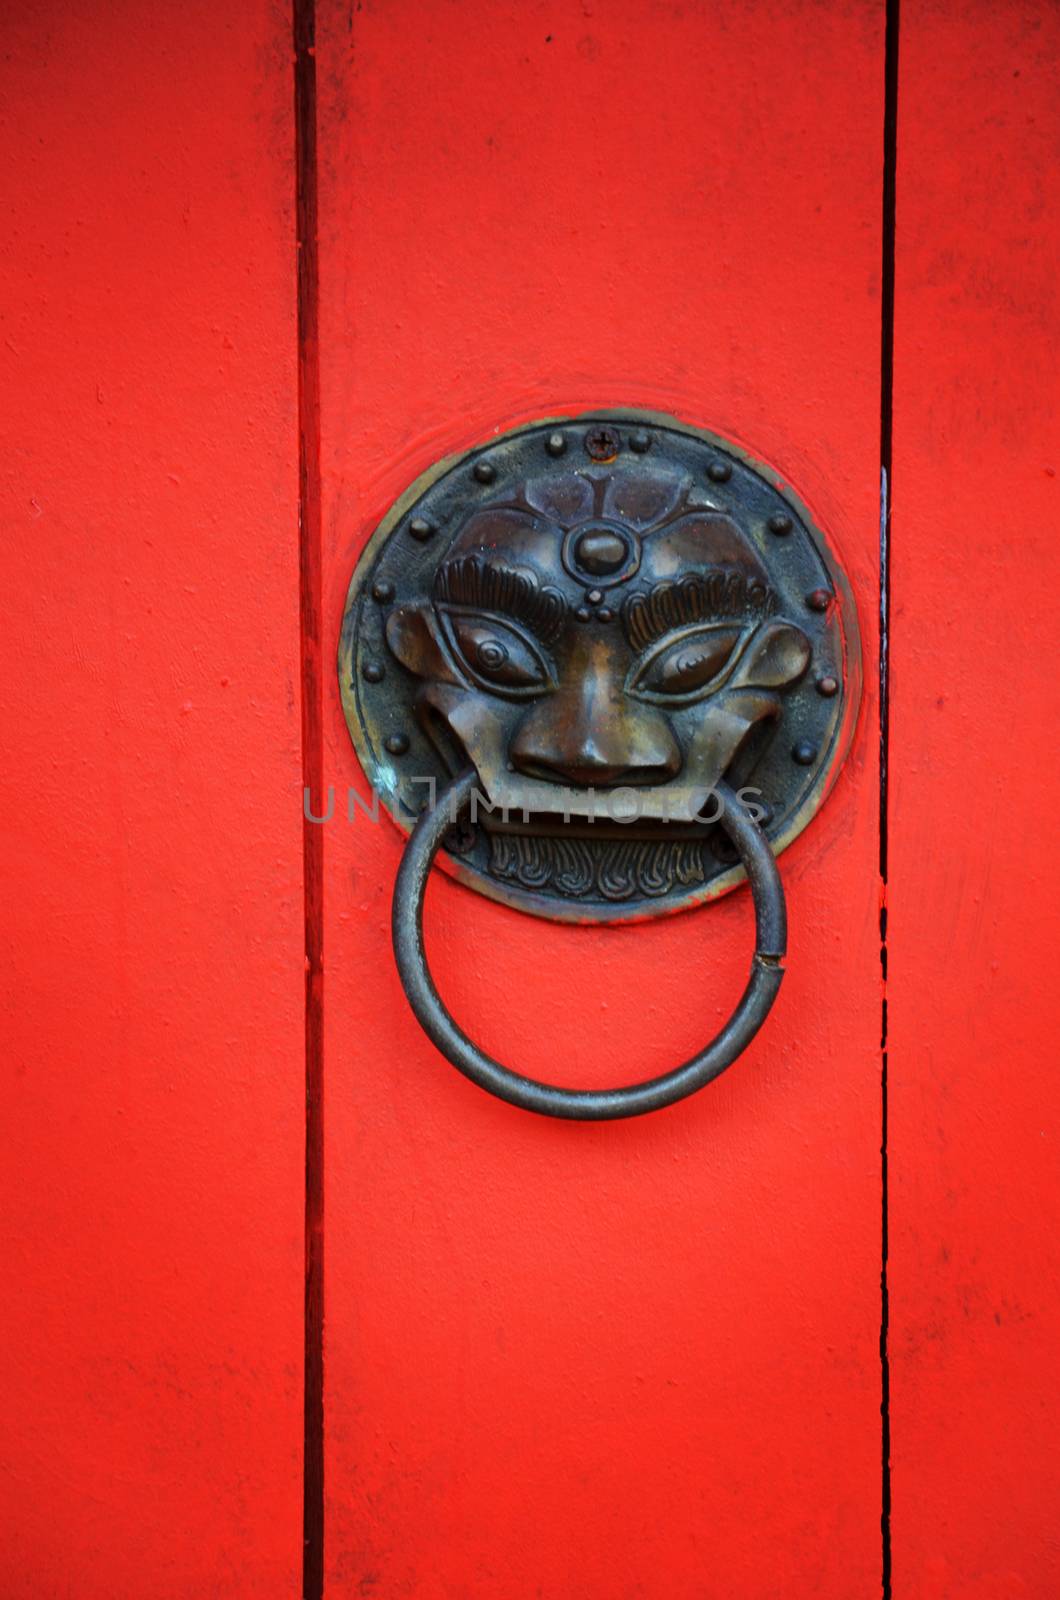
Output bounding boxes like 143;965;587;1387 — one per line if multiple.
340;412;860;1120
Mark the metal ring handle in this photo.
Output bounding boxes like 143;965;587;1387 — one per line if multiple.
392;771;787;1121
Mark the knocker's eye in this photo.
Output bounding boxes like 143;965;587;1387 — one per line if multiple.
439;608;554;698
628;622;748;705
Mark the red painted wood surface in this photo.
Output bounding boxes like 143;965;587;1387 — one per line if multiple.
317;3;884;1593
0;4;305;1594
7;4;1057;1594
890;6;1060;1595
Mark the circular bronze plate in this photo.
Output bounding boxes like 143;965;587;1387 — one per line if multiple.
339;410;860;923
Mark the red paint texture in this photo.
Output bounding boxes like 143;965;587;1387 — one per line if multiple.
890;5;1060;1595
317;2;883;1593
5;2;1057;1594
0;3;305;1595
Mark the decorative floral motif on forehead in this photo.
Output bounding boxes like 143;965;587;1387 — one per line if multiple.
520;465;689;530
602;467;689;529
519;470;597;524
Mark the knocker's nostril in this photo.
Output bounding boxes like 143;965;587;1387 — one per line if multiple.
514;755;676;789
510;700;683;790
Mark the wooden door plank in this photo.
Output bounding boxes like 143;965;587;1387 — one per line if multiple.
318;2;885;1593
890;6;1060;1594
0;5;305;1593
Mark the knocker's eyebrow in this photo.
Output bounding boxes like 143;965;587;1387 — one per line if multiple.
622;570;778;652
434;555;567;644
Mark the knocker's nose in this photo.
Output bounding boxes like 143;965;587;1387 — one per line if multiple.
510;695;682;789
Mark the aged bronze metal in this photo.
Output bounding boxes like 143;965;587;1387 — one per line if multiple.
392;770;786;1120
340;410;860;927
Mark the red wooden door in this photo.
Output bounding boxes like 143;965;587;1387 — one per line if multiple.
1;3;305;1594
2;3;1059;1598
315;3;883;1595
890;8;1060;1594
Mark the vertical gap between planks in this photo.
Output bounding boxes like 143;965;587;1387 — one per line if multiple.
879;0;900;1595
295;0;325;1592
291;3;902;1594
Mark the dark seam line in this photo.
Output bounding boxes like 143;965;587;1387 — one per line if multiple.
879;0;900;1595
294;0;324;1594
295;8;900;1593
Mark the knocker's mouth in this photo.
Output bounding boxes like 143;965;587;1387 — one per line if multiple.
430;700;775;900
462;799;747;903
479;810;728;841
508;760;679;789
484;817;725;903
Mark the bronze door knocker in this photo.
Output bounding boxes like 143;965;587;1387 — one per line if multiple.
340;411;860;1118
